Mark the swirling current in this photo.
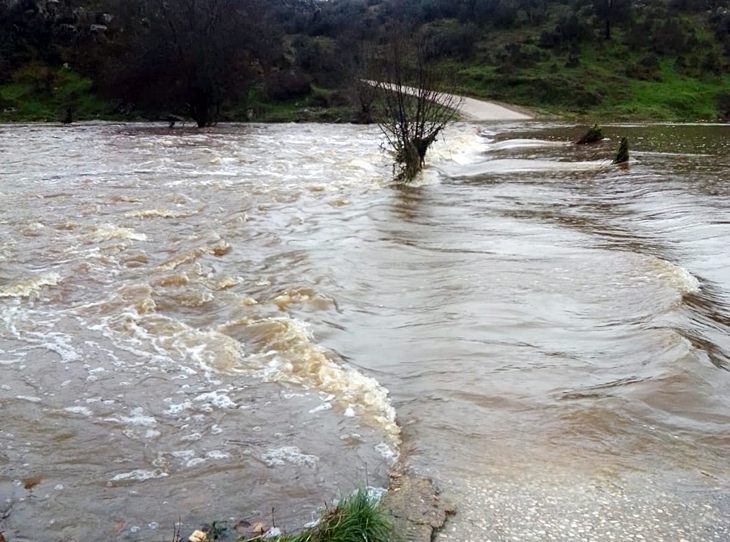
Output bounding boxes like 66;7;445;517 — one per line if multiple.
0;122;729;541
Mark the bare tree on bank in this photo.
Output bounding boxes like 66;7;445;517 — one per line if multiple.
370;37;463;183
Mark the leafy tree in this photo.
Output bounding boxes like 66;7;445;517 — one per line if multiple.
592;0;633;40
102;0;275;126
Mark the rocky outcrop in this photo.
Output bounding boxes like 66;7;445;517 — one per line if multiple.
379;471;455;542
576;124;604;144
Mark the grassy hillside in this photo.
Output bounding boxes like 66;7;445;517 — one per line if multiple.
0;65;115;122
1;0;729;123
438;12;730;120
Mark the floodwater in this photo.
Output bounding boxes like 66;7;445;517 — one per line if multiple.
0;122;729;541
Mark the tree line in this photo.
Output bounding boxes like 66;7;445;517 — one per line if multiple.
2;0;730;126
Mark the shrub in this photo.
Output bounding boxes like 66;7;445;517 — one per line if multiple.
264;70;312;102
539;14;591;50
625;54;661;81
717;91;730;121
422;24;479;60
276;488;391;542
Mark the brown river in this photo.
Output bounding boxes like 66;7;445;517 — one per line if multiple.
0;121;729;542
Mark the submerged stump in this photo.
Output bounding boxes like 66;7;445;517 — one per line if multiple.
576;124;604;145
166;114;186;128
613;137;629;165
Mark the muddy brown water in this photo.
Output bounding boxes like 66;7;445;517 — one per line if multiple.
0;122;728;541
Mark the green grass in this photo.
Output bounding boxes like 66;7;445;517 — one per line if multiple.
445;12;730;122
229;86;355;123
452;52;728;121
0;65;117;122
248;489;391;542
622;61;729;120
0;66;356;124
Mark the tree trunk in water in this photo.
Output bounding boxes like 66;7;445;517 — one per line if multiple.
190;90;211;128
413;128;441;166
398;140;422;182
613;137;629;164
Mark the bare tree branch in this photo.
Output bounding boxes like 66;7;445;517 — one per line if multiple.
367;35;463;182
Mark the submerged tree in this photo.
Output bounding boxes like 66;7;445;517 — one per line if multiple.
370;36;463;183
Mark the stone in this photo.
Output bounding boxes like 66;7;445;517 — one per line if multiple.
576;124;604;145
379;473;455;542
188;529;208;542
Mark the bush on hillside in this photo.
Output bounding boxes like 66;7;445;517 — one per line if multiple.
264;70;312;102
625;54;661;81
422;24;479;60
717;91;730;121
651;18;690;55
539;13;591;49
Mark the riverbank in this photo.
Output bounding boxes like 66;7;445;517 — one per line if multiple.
0;71;532;124
170;471;453;542
1;65;726;124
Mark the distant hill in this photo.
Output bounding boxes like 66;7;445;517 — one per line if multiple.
2;0;729;122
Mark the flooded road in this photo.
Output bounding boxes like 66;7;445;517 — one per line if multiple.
0;122;729;541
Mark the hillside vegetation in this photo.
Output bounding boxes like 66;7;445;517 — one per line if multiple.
1;0;729;123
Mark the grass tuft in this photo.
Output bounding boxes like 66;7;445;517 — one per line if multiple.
265;489;391;542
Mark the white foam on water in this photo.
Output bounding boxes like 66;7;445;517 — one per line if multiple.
308;402;332;414
106;407;157;427
438;158;610;178
15;395;42;403
0;272;61;298
64;406;93;416
171;450;196;460
238;316;400;447
193;390;237;409
124;208;194;219
427;127;491;166
264;527;282;539
407;167;443;187
79;284;245;378
261;446;318;468
484;139;570;152
374;442;398;464
364;485;387;503
110;469;168;482
91;224;147;243
205;450;230;460
157;240;231;270
25;331;82;364
163;399;192;415
637;255;701;296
